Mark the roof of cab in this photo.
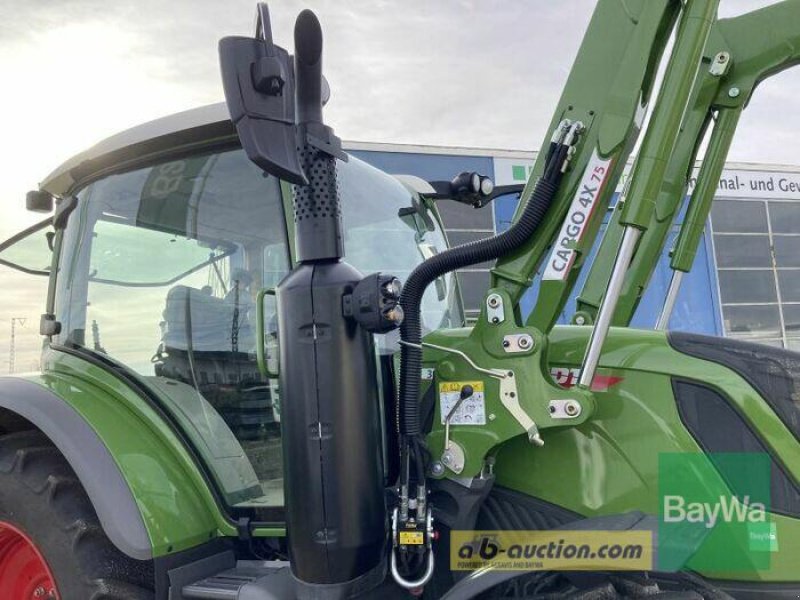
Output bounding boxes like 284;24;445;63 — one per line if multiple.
41;102;236;197
38;101;454;199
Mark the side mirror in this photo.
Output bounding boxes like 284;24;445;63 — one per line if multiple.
256;288;279;378
0;218;54;276
26;190;54;213
218;4;306;184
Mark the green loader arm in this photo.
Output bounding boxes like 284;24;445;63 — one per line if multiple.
491;0;681;330
576;0;800;328
426;0;800;478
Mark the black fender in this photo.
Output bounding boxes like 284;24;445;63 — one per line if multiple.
0;377;152;560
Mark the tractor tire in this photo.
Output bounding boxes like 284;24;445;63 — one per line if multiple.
0;430;155;599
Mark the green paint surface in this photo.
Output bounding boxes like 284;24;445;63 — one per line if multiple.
27;348;249;557
658;452;771;572
484;326;800;582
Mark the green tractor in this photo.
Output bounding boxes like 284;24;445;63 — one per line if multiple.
1;1;800;598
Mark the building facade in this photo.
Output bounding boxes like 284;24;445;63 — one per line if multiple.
347;142;800;348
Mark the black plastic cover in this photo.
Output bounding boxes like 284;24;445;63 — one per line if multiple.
218;36;305;184
292;141;343;262
672;378;800;517
276;261;387;586
26;190;54;213
668;332;800;442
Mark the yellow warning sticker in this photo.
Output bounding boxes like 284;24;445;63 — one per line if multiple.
400;531;424;545
439;381;486;425
439;381;484;393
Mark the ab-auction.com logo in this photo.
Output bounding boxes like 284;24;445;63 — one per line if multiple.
450;531;652;572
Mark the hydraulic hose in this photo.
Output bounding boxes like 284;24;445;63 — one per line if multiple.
398;125;577;444
390;123;578;588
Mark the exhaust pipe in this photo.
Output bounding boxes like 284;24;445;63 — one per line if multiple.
220;5;399;597
277;10;388;597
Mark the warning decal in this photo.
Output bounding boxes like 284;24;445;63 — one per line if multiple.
399;531;424;545
439;381;486;425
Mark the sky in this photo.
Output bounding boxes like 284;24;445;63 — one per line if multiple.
1;0;799;372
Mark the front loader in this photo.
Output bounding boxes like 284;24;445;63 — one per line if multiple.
1;1;800;599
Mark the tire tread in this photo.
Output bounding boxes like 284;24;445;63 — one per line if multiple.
0;430;155;599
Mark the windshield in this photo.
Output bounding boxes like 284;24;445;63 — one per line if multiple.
53;146;459;516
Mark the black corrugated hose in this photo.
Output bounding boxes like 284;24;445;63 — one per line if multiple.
397;133;573;485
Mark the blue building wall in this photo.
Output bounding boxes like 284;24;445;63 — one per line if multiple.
494;194;723;335
351;148;722;336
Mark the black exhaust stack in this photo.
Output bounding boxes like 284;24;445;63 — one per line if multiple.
220;5;397;597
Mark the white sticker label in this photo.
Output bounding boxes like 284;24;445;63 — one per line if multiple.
439;381;486;425
550;366;580;388
542;150;614;281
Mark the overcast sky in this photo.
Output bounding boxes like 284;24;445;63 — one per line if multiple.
1;0;799;370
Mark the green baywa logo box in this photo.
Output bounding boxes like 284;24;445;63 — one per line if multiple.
658;452;774;573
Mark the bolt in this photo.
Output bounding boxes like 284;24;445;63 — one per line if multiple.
491;317;499;324
728;87;740;98
528;429;545;447
518;336;532;349
565;401;580;417
574;315;586;325
489;413;496;421
442;452;452;466
34;588;46;598
509;391;515;398
549;405;556;414
718;54;728;63
488;295;500;308
430;462;445;476
507;371;514;377
502;339;510;348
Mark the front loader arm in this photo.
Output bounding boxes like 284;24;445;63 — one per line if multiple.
425;1;698;478
575;27;727;325
577;0;800;328
491;0;681;330
424;0;800;481
423;0;728;479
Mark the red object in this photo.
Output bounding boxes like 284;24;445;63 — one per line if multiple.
0;521;59;599
590;374;624;392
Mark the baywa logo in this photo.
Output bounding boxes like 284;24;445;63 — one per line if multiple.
663;494;767;529
658;452;774;572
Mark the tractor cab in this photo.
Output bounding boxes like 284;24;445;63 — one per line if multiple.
0;103;463;516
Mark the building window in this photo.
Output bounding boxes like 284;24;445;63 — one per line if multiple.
711;198;800;348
